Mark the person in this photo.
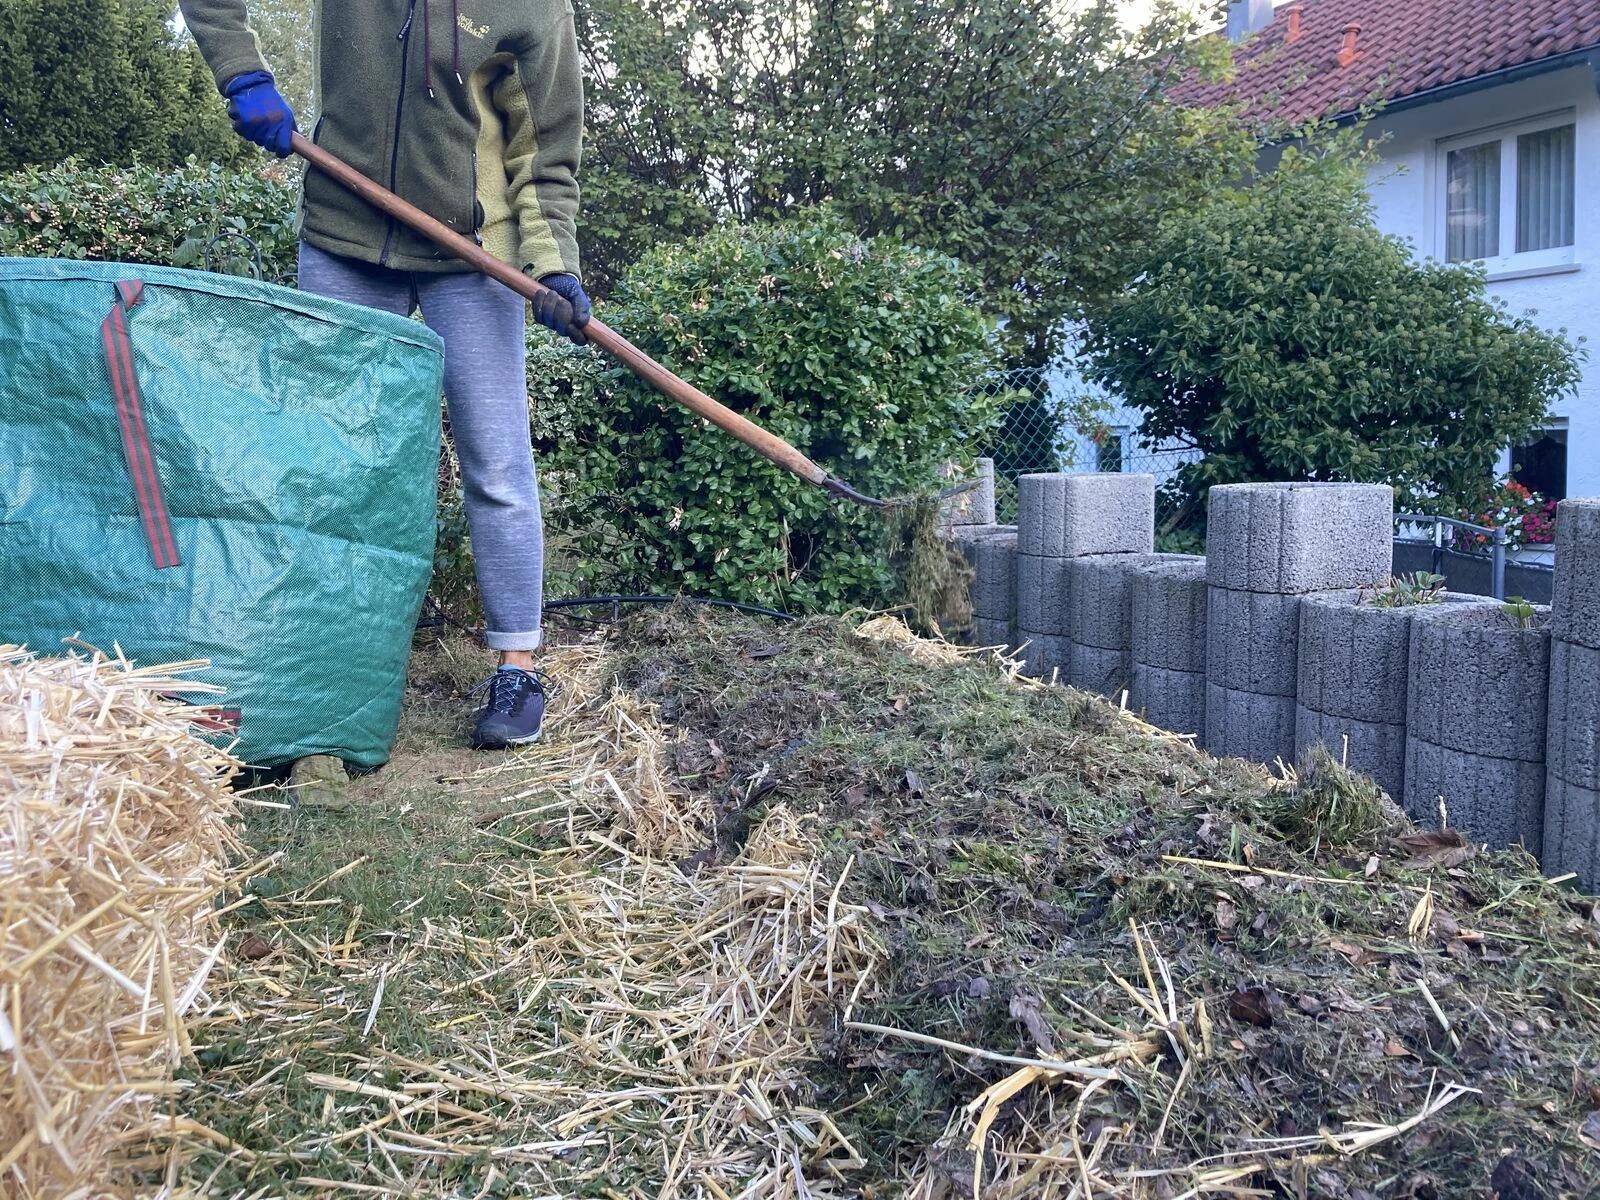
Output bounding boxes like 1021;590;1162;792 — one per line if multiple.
177;0;586;785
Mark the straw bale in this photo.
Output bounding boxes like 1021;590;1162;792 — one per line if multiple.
0;646;241;1198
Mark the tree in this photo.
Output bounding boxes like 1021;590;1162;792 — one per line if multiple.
0;0;244;171
574;0;1250;363
237;0;315;120
1080;131;1584;515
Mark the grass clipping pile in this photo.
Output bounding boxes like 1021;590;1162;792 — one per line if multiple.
0;646;240;1196
173;614;1600;1198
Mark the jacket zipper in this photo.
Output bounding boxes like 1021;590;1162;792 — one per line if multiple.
471;150;483;245
379;0;421;267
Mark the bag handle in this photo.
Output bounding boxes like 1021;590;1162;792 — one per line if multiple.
101;280;181;570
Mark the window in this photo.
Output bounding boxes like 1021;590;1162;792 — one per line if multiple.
1440;114;1575;272
1097;430;1126;472
1511;424;1568;501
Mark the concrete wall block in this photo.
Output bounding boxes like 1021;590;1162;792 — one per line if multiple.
1296;591;1493;726
1207;587;1322;697
959;527;1018;622
1067;552;1191;651
941;457;998;527
1131;557;1208;673
1206;482;1394;594
1016;473;1155;559
1552;498;1600;651
1205;683;1296;763
1020;634;1070;681
1546;638;1600;789
1131;663;1206;739
1543;772;1600;890
1016;553;1072;636
1294;705;1407;800
1406;605;1551;762
1403;739;1544;851
971;617;1014;650
1068;643;1132;699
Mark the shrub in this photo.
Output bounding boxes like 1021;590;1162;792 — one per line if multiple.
529;219;1000;612
0;158;299;280
1081;130;1583;516
0;0;245;172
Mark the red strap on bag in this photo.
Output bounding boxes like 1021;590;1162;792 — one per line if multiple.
101;280;181;570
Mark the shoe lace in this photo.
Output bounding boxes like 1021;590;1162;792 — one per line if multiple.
468;668;555;717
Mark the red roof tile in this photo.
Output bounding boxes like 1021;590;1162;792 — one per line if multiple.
1174;0;1600;125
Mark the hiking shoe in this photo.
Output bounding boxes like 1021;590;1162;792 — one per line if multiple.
469;667;551;749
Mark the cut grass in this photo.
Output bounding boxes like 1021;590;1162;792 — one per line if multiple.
150;609;1600;1199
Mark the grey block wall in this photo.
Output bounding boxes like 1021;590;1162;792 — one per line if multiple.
1130;557;1207;737
1207;683;1299;764
1552;499;1600;652
941;458;998;527
1405;741;1546;850
1205;483;1393;763
1295;706;1409;796
1295;591;1493;800
1014;473;1154;679
1207;483;1394;594
951;524;1017;648
1017;474;1155;559
1546;640;1600;795
1065;552;1190;697
1545;498;1600;888
1404;604;1551;851
1544;776;1600;891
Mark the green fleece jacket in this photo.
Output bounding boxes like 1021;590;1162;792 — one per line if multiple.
177;0;583;277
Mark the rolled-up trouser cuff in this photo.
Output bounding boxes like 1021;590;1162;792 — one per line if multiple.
485;629;544;652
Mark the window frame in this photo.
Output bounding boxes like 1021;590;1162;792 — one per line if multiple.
1434;109;1577;275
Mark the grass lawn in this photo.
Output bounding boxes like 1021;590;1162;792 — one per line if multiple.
159;608;1600;1199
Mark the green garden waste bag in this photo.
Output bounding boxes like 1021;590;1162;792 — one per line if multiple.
0;258;445;768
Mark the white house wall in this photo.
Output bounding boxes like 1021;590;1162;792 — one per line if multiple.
1363;65;1600;499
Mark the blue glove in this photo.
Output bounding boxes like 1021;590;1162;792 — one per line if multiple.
532;272;591;345
224;71;295;158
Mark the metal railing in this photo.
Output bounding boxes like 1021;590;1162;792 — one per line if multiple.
1396;512;1512;600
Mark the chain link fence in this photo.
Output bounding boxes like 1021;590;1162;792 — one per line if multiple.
976;365;1200;537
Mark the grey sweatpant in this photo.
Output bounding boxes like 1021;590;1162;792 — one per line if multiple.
298;242;544;650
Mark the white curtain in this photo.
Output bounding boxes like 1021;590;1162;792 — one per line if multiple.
1446;140;1500;261
1518;124;1576;253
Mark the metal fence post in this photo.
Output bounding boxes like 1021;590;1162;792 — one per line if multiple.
1491;523;1509;601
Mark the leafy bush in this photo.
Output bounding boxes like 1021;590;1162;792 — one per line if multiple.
1082;131;1583;515
529;219;1000;612
0;158;299;280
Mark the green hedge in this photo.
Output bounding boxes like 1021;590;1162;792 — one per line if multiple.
529;218;1000;613
0;158;299;280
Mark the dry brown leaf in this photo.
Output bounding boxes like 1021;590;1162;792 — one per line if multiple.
1229;985;1275;1028
1329;939;1381;967
1398;829;1476;870
1579;1112;1600;1151
1007;992;1057;1057
238;934;274;961
1216;899;1239;932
